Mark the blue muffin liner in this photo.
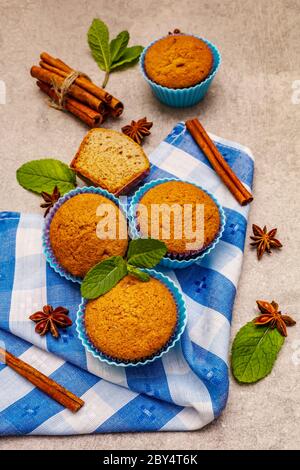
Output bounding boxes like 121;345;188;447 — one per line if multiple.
76;268;187;367
140;34;221;107
128;178;226;269
42;186;127;284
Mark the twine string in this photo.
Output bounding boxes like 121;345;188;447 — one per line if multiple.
48;70;92;110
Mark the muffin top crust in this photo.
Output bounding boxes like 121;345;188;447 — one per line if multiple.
85;275;177;361
144;35;213;89
137;181;220;256
49;193;128;278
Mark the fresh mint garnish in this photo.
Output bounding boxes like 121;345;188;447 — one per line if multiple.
16;159;76;195
87;18;143;88
81;256;128;300
81;238;167;300
127;238;167;268
231;321;285;384
127;265;150;282
110;31;130;63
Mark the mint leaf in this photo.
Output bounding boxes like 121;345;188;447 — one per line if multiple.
127;264;150;282
81;256;127;300
231;322;285;384
127;238;167;268
110;31;129;63
87;19;143;87
88;18;111;72
16;159;76;195
110;45;144;70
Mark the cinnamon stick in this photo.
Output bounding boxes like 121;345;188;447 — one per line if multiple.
39;60;117;118
31;66;106;114
0;347;84;413
185;119;253;206
40;52;124;117
40;52;112;102
37;81;103;128
40;60;73;79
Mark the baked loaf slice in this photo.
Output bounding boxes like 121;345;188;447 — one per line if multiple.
70;128;150;195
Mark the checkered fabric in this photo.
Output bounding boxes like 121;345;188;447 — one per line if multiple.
0;122;254;435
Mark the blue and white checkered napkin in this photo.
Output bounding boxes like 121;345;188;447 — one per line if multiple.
0;122;254;435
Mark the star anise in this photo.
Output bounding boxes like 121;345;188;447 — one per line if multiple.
254;300;296;337
29;305;72;338
250;224;282;259
121;117;153;145
168;28;182;35
40;185;61;217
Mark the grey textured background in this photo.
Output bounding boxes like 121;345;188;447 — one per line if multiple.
0;0;300;450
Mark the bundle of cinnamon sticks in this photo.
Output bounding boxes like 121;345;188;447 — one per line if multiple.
30;52;124;127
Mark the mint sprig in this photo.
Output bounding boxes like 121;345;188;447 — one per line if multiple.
81;256;127;300
81;238;166;299
127;238;168;268
87;18;143;88
16;159;76;195
127;265;150;282
231;321;285;384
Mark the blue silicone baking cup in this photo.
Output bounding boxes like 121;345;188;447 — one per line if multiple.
140;34;221;107
76;268;187;367
42;186;127;284
128;178;226;270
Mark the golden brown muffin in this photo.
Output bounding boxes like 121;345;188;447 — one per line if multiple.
137;181;220;257
144;35;213;89
85;275;177;361
49;193;128;277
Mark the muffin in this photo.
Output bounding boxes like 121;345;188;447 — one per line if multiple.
84;275;177;362
49;193;128;278
144;34;213;89
136;181;220;258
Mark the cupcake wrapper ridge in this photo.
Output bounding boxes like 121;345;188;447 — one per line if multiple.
76;268;187;367
140;35;221;108
42;186;127;284
128;177;226;269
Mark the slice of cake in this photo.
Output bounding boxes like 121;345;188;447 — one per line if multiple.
70;128;150;196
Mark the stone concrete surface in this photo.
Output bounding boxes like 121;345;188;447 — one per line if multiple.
0;0;300;450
